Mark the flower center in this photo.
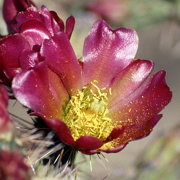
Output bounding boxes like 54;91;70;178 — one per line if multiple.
62;81;114;141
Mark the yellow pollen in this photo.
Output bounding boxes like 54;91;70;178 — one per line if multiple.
62;81;114;141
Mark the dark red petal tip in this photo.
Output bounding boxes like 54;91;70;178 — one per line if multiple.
76;136;103;151
44;118;75;146
105;127;124;142
102;143;127;153
133;114;163;141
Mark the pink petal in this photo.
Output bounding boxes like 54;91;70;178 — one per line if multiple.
65;16;75;39
0;34;30;79
3;68;22;80
110;71;172;126
19;50;39;70
100;114;161;153
100;71;172;152
3;0;35;33
40;6;61;36
50;11;65;32
20;20;51;47
41;33;82;93
0;34;30;69
16;6;53;35
105;127;124;142
16;5;61;36
12;62;68;118
15;6;42;31
82;20;138;87
109;59;154;107
76;136;103;151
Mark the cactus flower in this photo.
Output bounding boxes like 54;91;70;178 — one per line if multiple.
0;0;75;84
12;20;172;154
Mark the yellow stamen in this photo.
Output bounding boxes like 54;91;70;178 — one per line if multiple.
62;81;114;141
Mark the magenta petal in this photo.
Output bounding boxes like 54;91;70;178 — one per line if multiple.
76;136;103;151
99;115;162;153
20;20;51;46
40;6;60;36
103;114;162;153
45;118;75;146
65;16;75;39
100;71;172;153
4;68;22;80
12;62;68;118
3;0;35;33
0;34;30;70
15;6;41;31
131;114;163;140
110;71;172;127
83;20;138;87
50;11;65;32
121;114;162;143
105;127;124;142
41;33;82;93
109;59;154;107
19;50;39;70
17;5;62;36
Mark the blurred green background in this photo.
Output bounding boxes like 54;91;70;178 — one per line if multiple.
0;0;180;179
